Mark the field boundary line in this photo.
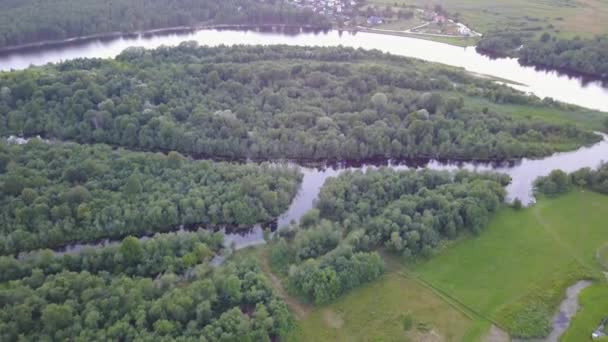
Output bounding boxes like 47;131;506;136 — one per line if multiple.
398;269;506;330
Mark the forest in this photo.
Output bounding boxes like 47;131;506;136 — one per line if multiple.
519;35;608;80
0;229;224;282
478;31;608;80
0;256;294;341
0;0;330;49
535;163;608;197
0;139;301;254
269;168;508;304
0;45;598;162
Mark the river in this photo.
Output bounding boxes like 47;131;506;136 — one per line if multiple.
0;28;607;112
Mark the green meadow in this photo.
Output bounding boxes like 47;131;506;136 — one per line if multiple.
277;189;608;341
369;0;608;39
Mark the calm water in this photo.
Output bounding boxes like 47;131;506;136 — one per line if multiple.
277;133;608;227
10;132;608;257
0;29;607;111
4;28;608;256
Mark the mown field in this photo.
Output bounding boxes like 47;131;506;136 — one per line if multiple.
370;0;608;39
259;189;608;341
285;273;474;341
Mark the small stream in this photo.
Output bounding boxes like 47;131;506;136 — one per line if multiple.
514;280;593;342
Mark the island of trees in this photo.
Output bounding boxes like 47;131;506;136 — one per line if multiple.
0;139;301;255
0;0;330;49
0;45;598;162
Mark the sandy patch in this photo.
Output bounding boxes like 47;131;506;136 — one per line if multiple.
322;309;344;329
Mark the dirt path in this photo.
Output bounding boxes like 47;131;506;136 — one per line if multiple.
484;324;511;342
259;248;313;320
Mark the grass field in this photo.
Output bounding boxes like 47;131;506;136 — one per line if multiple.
459;94;608;132
413;189;608;338
285;273;475;342
561;283;608;341
369;0;608;39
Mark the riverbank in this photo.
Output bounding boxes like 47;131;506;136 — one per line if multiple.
0;23;330;55
355;26;479;47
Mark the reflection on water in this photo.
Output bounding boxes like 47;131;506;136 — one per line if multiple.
12;134;608;258
0;28;607;111
278;133;608;227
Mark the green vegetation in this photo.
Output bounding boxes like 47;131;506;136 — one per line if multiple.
0;229;224;282
369;0;608;78
0;257;294;341
479;32;608;79
286;273;474;341
413;189;608;338
369;0;608;40
535;164;608;197
0;0;330;49
562;283;608;342
0;140;301;254
271;168;508;306
0;45;600;162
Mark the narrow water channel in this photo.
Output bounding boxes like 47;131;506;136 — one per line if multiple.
14;132;605;258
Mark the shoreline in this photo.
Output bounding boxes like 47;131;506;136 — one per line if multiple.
1;24;607;85
0;23;331;55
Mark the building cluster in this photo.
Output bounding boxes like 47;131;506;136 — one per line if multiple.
290;0;360;20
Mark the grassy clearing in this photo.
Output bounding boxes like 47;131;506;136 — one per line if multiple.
561;283;608;342
413;189;608;338
369;0;608;39
285;273;474;342
460;94;608;132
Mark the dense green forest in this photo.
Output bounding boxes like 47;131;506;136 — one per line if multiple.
535;163;608;196
520;35;608;80
478;31;608;79
0;45;598;162
0;140;301;254
0;229;224;282
269;168;508;304
0;257;294;341
314;169;508;256
271;220;385;304
0;0;330;49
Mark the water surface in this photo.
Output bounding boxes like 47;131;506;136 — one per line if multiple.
1;29;607;111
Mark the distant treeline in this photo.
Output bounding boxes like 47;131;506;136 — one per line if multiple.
520;35;608;80
0;140;301;254
535;163;608;196
478;31;608;80
0;0;331;49
0;45;597;162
